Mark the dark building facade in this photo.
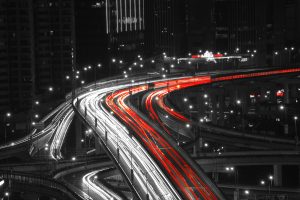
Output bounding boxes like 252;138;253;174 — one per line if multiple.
0;0;75;113
144;0;186;57
75;0;107;68
214;0;300;65
106;0;145;66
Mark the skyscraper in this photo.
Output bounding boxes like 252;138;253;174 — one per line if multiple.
0;0;75;114
106;0;145;70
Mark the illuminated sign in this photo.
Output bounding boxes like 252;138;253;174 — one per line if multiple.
276;90;284;97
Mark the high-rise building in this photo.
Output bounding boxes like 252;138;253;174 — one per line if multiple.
214;0;300;65
106;0;145;70
144;0;186;57
34;0;75;95
0;0;75;114
0;0;35;113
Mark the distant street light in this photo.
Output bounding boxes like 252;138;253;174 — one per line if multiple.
294;116;298;145
6;112;11;118
49;87;53;92
268;175;273;194
4;112;12;144
244;190;249;195
260;180;265;185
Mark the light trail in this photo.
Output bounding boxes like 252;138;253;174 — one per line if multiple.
82;170;123;200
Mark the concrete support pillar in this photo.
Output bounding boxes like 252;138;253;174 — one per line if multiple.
95;137;102;155
75;116;83;155
240;89;248;130
218;89;225;126
284;84;290;104
211;93;218;124
193;136;203;157
284;84;290;135
273;164;282;187
234;189;240;200
212;172;219;183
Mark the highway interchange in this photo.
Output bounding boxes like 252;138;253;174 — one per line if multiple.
1;67;300;200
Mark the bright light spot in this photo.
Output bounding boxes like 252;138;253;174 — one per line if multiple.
71;157;76;161
66;75;70;80
188;61;191;65
236;100;241;105
5;192;9;196
155;97;159;101
6;112;11;117
151;60;155;63
162;74;166;78
81;80;85;84
170;64;174;68
165;115;169;118
0;180;4;186
200;118;204;123
269;175;273;180
32;122;36;126
186;124;190;128
140;64;143;68
294;116;298;120
225;167;229;171
81;139;84;143
244;190;249;195
279;105;285;110
35;101;39;105
119;60;123;64
35;114;39;119
189;105;193;109
112;58;116;63
204;94;208;98
204;143;208;147
49;87;53;92
11;142;15;146
97;63;102;67
183;98;188;102
260;180;265;185
45;147;48;151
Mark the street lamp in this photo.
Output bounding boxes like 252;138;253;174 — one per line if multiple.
279;105;285;110
260;180;265;185
4;112;12;144
268;175;273;194
294;116;298;145
49;87;53;92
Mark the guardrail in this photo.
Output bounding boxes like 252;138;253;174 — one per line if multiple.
0;170;83;200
